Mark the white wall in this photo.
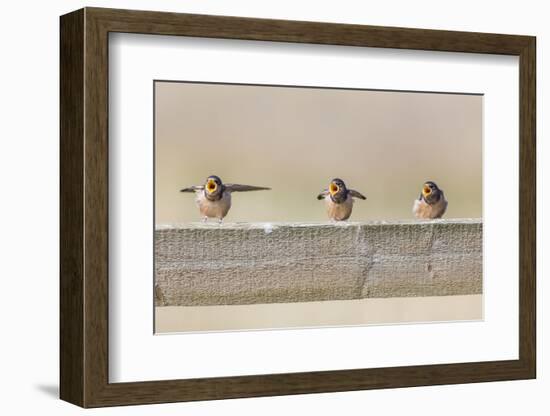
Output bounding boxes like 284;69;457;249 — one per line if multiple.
0;0;545;414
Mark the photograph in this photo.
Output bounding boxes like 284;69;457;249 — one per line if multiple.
153;80;483;333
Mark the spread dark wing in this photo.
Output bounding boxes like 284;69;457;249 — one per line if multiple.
224;184;271;192
317;190;329;200
349;189;366;200
180;185;203;193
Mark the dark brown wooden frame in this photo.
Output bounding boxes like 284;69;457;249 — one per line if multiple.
60;7;536;408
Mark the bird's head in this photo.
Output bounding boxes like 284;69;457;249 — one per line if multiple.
205;175;223;197
421;181;442;204
329;178;347;201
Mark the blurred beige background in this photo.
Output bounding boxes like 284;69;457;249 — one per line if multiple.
155;82;482;224
156;295;482;333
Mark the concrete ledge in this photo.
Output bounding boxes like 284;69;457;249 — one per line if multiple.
155;219;482;306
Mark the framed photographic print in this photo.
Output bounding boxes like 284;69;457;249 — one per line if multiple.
60;7;536;408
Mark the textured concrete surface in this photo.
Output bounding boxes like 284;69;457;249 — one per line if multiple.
155;219;482;306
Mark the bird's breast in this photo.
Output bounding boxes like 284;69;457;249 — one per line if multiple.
325;194;353;221
196;191;232;218
413;197;447;219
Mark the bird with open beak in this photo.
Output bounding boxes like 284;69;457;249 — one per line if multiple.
412;181;448;219
180;175;270;223
317;178;366;221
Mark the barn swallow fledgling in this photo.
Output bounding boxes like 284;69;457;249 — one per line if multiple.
412;181;448;219
317;178;366;221
180;175;270;223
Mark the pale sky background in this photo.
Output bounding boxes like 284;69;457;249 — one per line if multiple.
155;81;482;224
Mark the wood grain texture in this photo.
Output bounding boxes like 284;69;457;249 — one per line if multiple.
89;7;532;54
519;37;537;376
84;7;110;406
59;7;536;408
155;220;482;306
59;9;84;406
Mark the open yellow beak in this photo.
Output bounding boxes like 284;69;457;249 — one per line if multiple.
329;183;339;196
422;185;431;197
206;179;217;193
